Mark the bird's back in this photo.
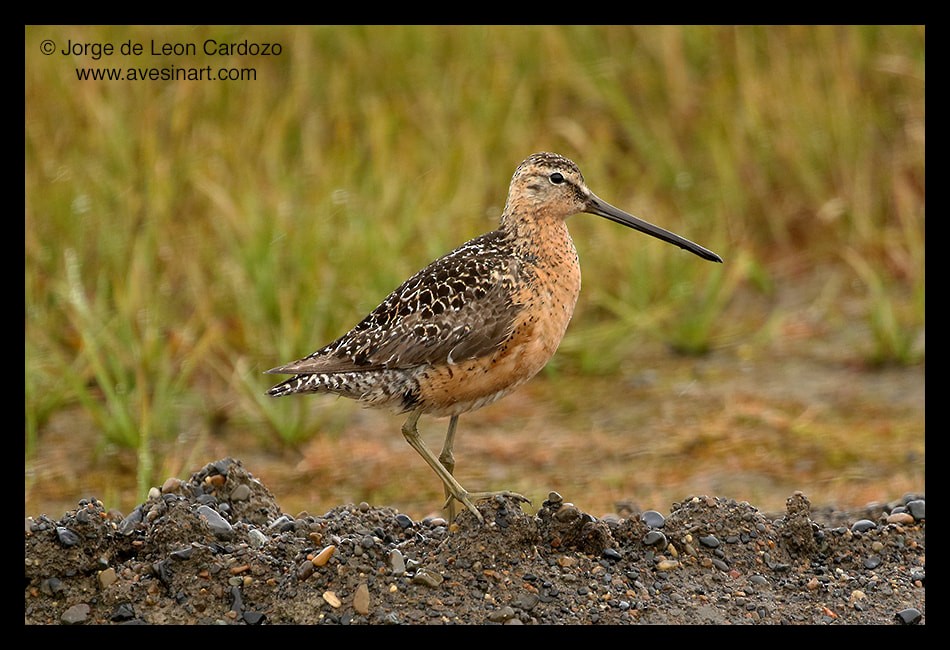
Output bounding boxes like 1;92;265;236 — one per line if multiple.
266;227;558;414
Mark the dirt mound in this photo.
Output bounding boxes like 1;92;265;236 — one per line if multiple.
25;458;925;625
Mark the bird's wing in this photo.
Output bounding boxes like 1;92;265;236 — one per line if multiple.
266;232;526;375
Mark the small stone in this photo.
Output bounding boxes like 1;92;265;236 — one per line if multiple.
110;603;135;622
641;510;665;528
886;512;914;525
322;590;341;608
196;505;234;540
699;535;720;548
389;549;406;576
412;567;444;587
148;486;161;500
395;513;414;529
864;555;882;569
602;547;621;562
851;519;877;533
243;611;266;625
488;605;516;622
118;507;143;535
170;547;194;561
61;603;90;625
656;559;679;571
55;526;80;547
40;577;64;596
297;560;315;580
98;566;117;589
161;477;182;494
642;530;667;547
312;545;336;567
267;515;293;532
512;592;540;610
230;484;251;502
554;504;580;522
895;607;922;625
906;499;925;521
248;529;267;549
353;583;370;615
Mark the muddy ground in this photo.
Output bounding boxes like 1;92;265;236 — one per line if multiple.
24;457;924;625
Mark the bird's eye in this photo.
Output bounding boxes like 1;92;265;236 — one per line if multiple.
549;172;565;185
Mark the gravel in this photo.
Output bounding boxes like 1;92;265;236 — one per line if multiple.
25;458;925;625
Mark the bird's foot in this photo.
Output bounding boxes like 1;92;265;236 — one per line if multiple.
443;490;531;524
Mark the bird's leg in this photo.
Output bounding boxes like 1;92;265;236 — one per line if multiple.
438;415;459;521
401;413;532;523
401;411;483;523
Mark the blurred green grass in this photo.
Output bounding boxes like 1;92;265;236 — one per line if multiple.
25;26;924;506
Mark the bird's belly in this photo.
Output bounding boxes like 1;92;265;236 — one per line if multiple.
415;269;579;417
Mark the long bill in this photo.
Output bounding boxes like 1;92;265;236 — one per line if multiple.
587;193;723;263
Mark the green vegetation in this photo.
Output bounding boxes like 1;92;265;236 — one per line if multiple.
26;26;924;503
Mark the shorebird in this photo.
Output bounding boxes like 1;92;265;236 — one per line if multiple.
266;152;722;522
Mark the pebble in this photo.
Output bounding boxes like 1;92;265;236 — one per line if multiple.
322;590;342;608
555;503;580;522
267;515;293;531
864;555;882;570
118;507;143;535
230;484;251;502
602;547;621;562
886;512;914;525
699;535;720;548
895;607;922;625
243;611;266;625
296;560;315;580
656;559;679;571
248;529;267;549
170;547;194;561
389;548;406;575
395;513;414;529
110;603;135;622
906;499;925;520
642;530;667;547
488;606;516;622
41;577;64;596
196;505;234;540
98;566;117;589
61;603;90;624
312;545;336;567
353;583;370;615
55;526;80;547
161;477;182;494
850;519;877;533
641;510;665;529
412;567;444;587
512;592;540;611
